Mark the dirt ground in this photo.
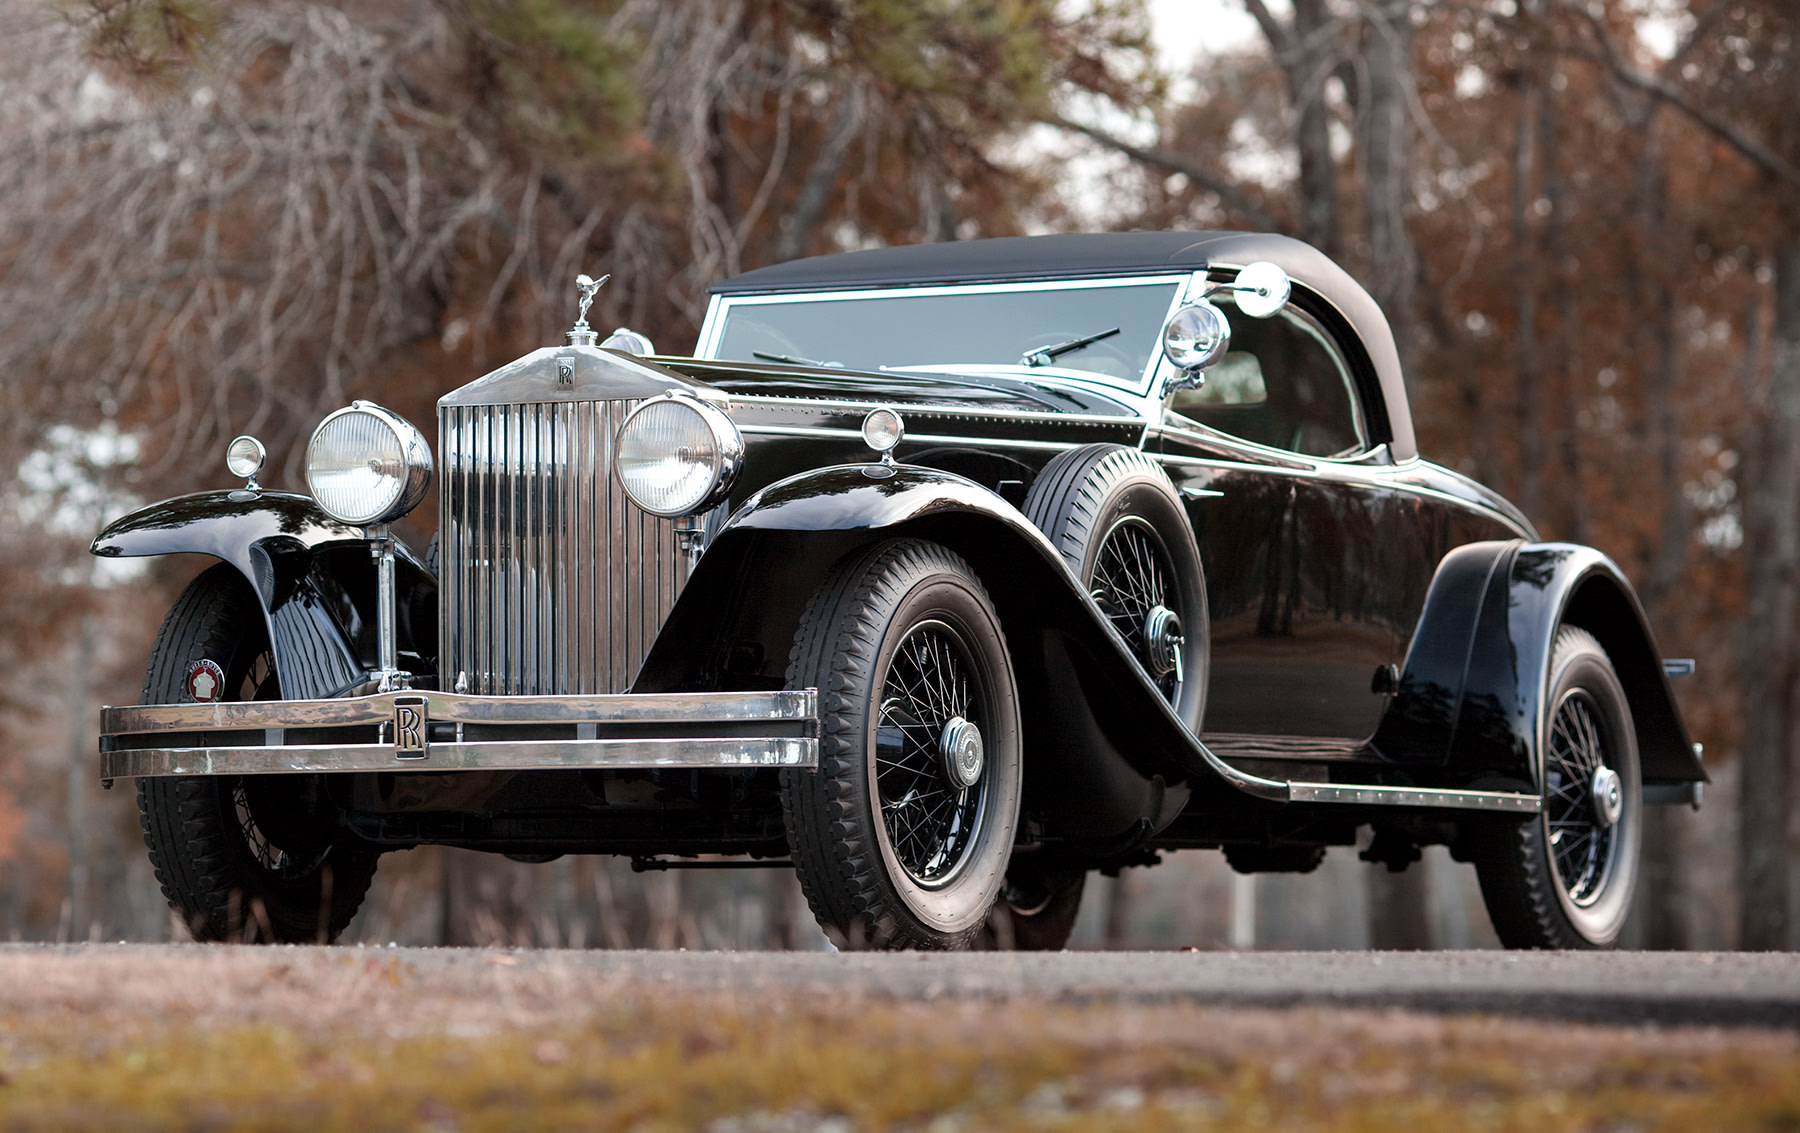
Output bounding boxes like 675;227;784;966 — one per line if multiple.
0;945;1795;1130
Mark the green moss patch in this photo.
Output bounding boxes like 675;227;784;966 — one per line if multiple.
1;985;1796;1130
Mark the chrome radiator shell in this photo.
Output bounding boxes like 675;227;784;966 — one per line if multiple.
438;397;685;696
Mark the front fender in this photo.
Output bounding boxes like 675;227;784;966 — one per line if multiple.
637;464;1278;841
1374;539;1702;793
92;491;437;699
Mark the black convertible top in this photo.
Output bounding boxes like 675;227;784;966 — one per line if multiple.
710;232;1417;460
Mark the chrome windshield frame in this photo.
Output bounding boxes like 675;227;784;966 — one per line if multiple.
695;274;1197;412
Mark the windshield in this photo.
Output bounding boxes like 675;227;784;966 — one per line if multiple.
707;277;1185;390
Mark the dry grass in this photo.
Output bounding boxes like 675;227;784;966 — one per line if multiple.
0;946;1795;1131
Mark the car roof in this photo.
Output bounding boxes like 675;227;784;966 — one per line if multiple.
709;232;1416;461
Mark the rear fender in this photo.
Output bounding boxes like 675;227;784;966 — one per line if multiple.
636;464;1275;840
91;491;437;698
1373;539;1702;792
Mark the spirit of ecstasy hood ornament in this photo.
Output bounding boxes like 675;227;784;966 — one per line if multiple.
567;272;610;346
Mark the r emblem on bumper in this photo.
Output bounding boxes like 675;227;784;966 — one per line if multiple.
393;696;428;759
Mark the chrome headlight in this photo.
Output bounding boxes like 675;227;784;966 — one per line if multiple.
615;394;744;517
305;401;433;525
1162;300;1231;372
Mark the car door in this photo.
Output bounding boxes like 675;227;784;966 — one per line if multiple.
1152;295;1404;748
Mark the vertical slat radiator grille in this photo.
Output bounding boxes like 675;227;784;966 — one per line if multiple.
439;400;681;695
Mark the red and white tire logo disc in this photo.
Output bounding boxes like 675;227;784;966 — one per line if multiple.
186;659;225;703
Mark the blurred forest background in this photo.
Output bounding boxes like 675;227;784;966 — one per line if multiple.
0;0;1794;951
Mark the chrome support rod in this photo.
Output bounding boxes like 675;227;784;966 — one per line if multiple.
673;513;707;575
369;525;409;692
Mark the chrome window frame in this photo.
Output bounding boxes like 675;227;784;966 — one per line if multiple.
1165;297;1371;460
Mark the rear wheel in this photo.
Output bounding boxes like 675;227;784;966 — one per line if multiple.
976;865;1086;950
1473;627;1641;948
137;564;378;943
781;540;1022;950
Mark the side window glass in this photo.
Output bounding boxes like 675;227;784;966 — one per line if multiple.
1169;299;1367;458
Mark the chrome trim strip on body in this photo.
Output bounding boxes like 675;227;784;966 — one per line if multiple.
103;689;816;733
1152;435;1533;534
738;425;1090;453
1286;781;1542;813
1191;737;1291;801
102;738;815;779
725;393;1142;426
1191;737;1540;811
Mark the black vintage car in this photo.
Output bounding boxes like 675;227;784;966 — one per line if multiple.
93;231;1705;951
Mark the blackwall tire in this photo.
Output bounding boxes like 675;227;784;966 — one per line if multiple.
781;540;1023;950
1023;444;1208;731
136;564;379;944
1474;626;1641;949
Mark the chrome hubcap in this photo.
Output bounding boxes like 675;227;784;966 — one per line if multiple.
1591;765;1623;828
939;716;985;789
1142;605;1184;683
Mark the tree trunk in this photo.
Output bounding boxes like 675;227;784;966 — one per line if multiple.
1360;0;1417;372
1511;69;1542;519
1738;239;1800;950
1291;0;1341;256
1358;0;1431;951
1246;0;1341;254
1540;73;1587;544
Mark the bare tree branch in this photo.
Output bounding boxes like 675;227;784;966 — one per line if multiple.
1040;112;1278;231
1566;5;1800;189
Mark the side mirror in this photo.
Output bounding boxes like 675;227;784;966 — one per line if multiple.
1212;261;1291;319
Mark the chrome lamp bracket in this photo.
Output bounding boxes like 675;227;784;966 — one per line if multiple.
368;525;413;693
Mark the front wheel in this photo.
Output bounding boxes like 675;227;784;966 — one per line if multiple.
137;564;379;943
1473;627;1641;948
781;540;1022;950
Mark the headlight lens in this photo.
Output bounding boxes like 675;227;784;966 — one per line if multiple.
305;401;433;525
615;395;744;517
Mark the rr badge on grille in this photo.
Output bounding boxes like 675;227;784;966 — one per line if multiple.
393;695;428;759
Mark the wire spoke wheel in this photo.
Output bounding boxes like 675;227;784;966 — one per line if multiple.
231;780;332;882
782;540;1022;950
875;623;986;886
1090;517;1181;702
1474;626;1640;949
1544;691;1617;906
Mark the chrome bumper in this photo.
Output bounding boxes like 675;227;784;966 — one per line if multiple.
99;689;818;779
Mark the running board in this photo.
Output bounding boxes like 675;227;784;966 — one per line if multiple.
1191;737;1542;814
1286;781;1540;814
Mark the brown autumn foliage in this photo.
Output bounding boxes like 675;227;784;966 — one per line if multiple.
0;0;1792;948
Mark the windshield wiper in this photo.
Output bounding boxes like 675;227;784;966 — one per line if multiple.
1021;326;1121;367
754;350;841;368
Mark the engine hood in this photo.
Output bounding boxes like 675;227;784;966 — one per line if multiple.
660;358;1142;420
438;344;705;408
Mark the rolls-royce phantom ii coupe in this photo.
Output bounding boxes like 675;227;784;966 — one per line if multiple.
93;231;1706;951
